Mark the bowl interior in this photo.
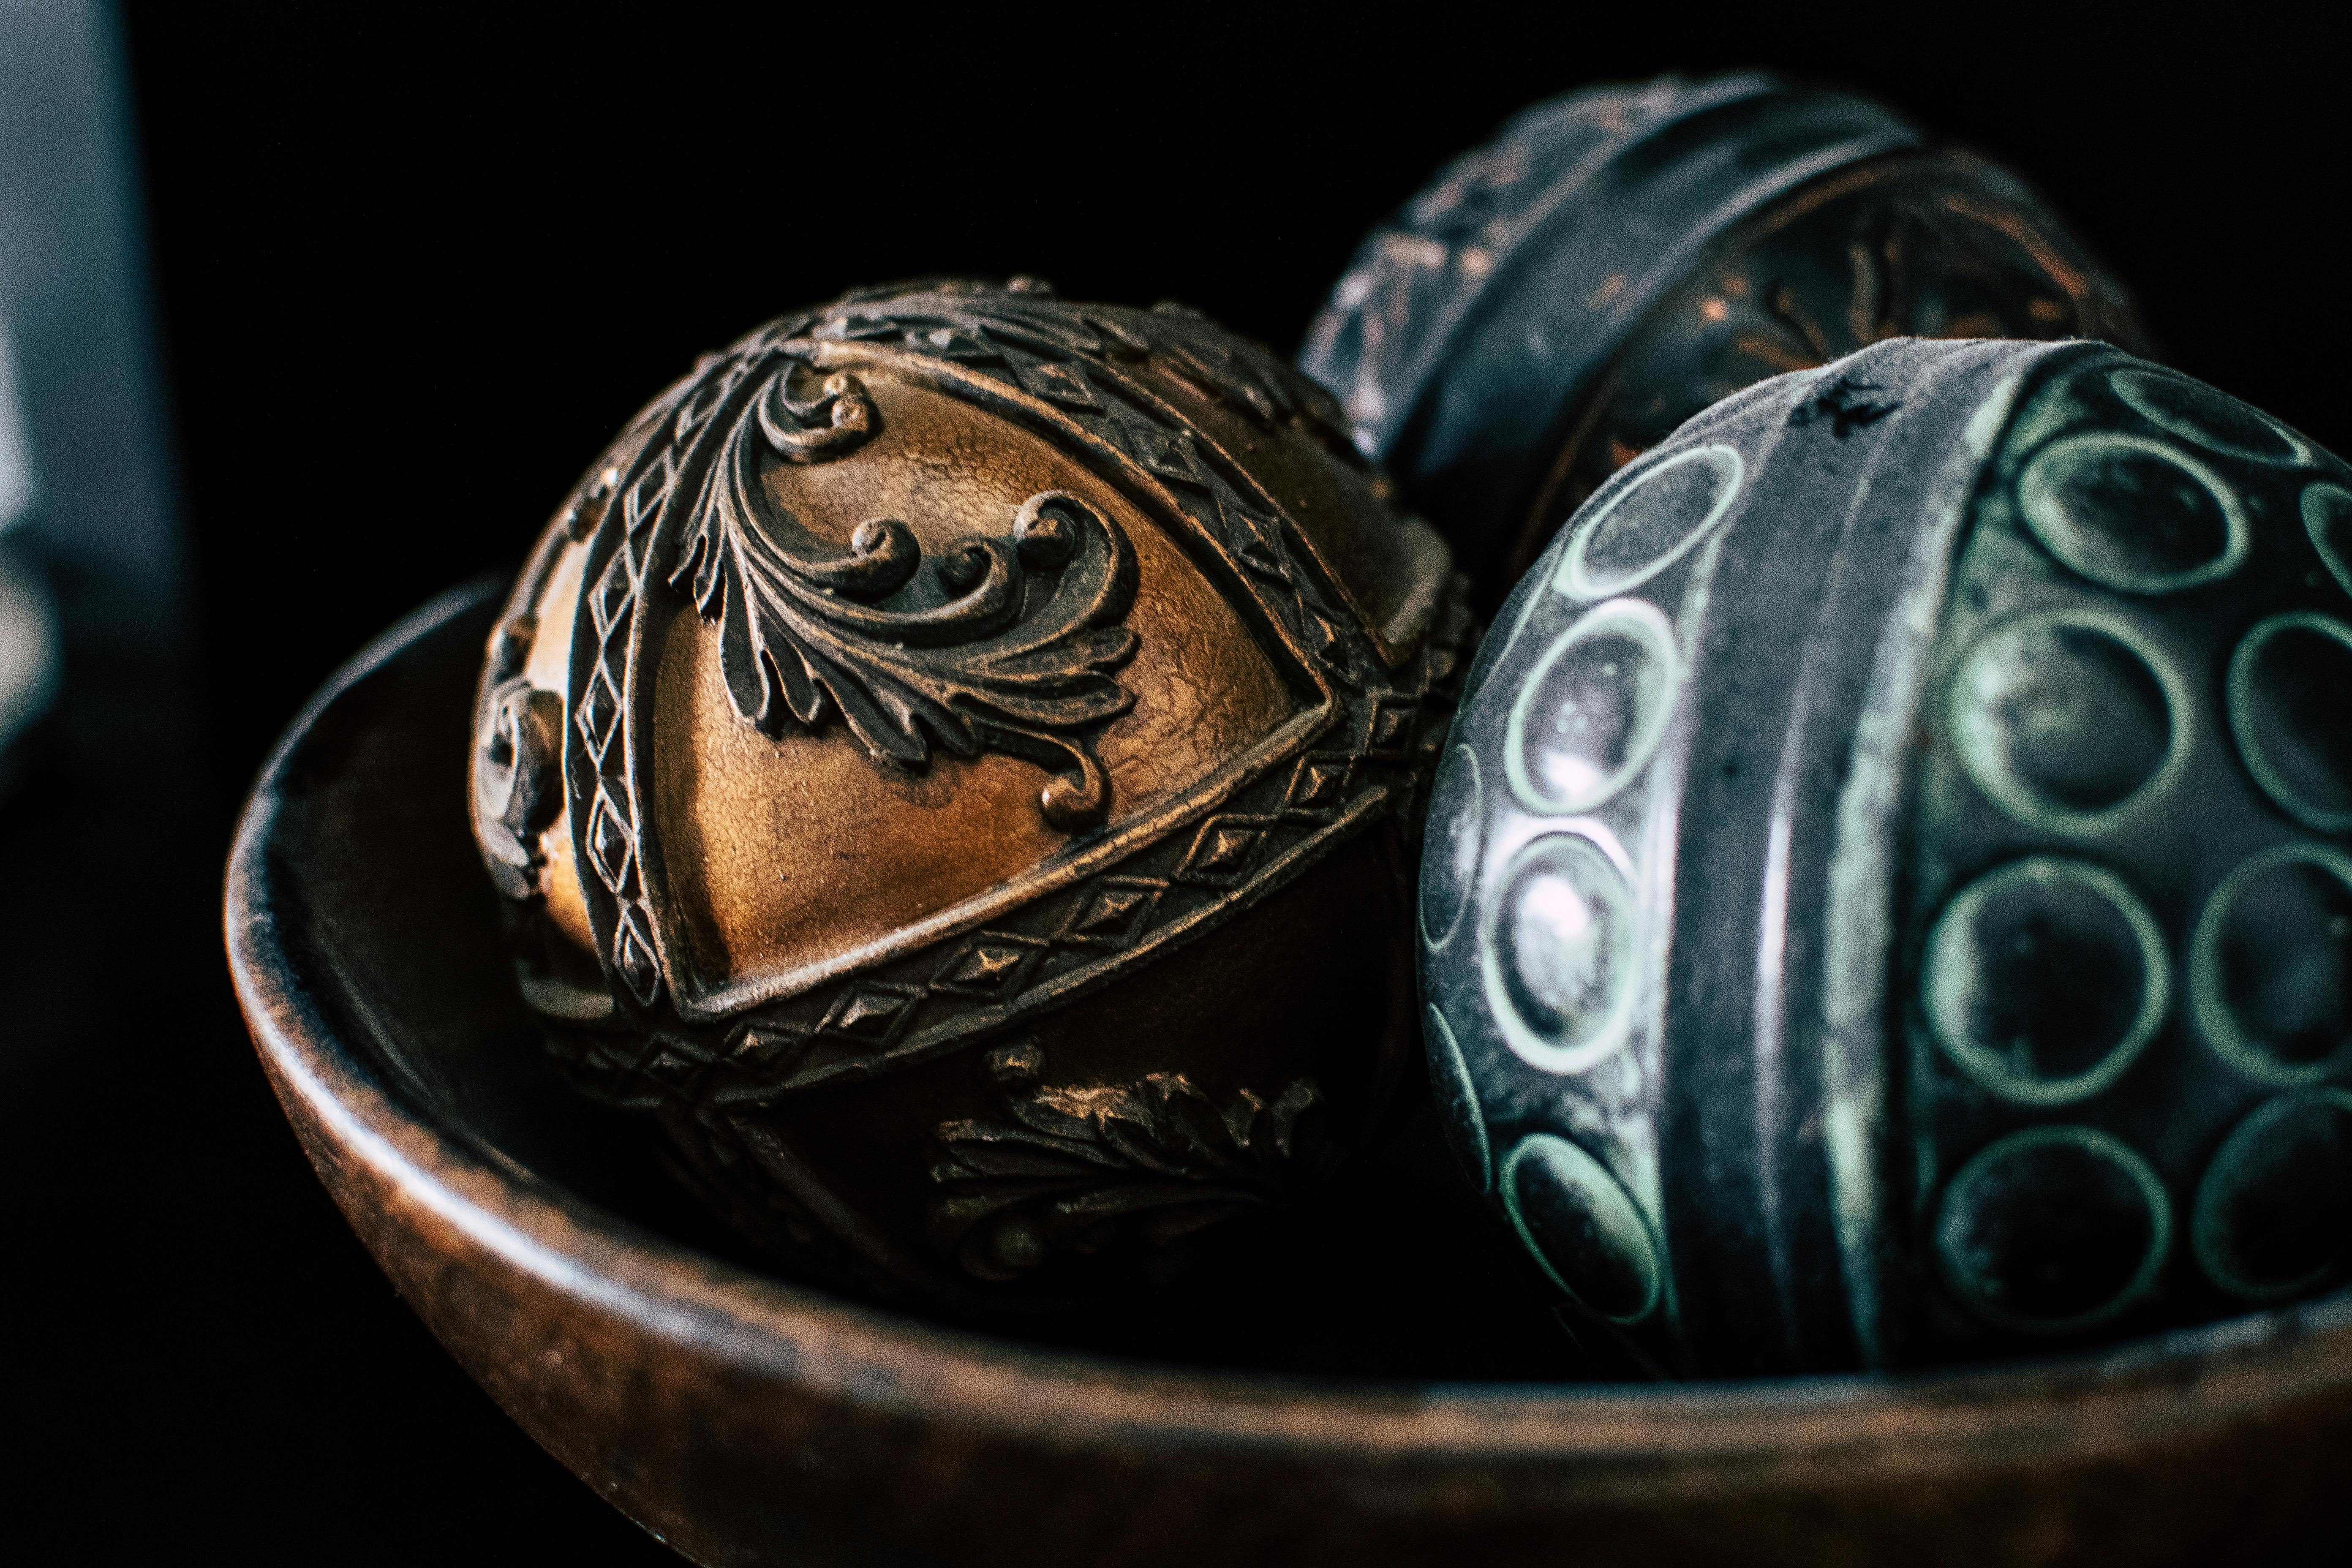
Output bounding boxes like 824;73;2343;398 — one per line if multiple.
256;580;1607;1380
226;580;2352;1568
240;578;2352;1408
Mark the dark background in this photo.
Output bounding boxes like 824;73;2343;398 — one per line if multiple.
7;5;2348;1561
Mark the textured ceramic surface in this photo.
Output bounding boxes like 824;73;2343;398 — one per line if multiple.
1419;336;2352;1376
1300;73;2150;606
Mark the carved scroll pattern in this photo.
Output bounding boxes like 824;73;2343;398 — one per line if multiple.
803;287;1382;691
552;564;1474;1114
1515;171;2160;568
670;354;1141;830
927;1041;1323;1281
554;284;1465;1064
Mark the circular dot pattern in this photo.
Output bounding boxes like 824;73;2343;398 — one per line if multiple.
1501;1134;1662;1324
1503;599;1679;816
2228;612;2352;833
1425;1007;1492;1194
1925;857;2170;1105
1950;608;2188;833
2193;1090;2352;1301
1481;833;1638;1074
2192;843;2352;1086
1420;746;1483;948
1934;1125;2171;1334
2111;368;2307;466
2017;432;2247;594
1557;444;1743;600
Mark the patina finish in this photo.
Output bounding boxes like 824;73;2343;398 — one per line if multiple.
468;280;1471;1312
226;588;2352;1562
1418;337;2352;1375
1299;73;2152;607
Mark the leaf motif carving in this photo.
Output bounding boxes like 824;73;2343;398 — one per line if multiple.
927;1039;1325;1282
788;284;1379;687
662;354;1141;831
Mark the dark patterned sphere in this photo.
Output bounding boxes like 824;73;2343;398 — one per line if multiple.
1419;336;2352;1376
1301;73;2151;608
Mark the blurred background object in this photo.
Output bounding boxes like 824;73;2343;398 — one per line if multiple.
0;284;60;793
0;0;180;624
1299;74;2156;606
0;0;193;1067
4;2;2349;1562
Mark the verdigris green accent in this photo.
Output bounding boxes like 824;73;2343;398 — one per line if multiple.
2111;367;2308;466
2191;841;2352;1086
1500;1133;1663;1324
1948;605;2192;835
2227;612;2352;833
2301;482;2352;598
2192;1088;2352;1301
1818;368;2030;1370
1924;856;2170;1106
1503;599;1680;816
1934;1124;2172;1335
1426;1005;1492;1194
1556;444;1744;601
1416;334;2352;1374
1479;831;1640;1074
2016;431;2249;594
1420;745;1483;950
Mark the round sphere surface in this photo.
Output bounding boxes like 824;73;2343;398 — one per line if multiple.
1301;73;2152;607
469;280;1470;1313
1421;336;2352;1375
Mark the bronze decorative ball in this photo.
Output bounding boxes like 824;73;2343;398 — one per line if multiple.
468;279;1470;1313
1418;336;2352;1375
1300;72;2153;607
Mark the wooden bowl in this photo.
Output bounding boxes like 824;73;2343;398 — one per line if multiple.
226;582;2352;1566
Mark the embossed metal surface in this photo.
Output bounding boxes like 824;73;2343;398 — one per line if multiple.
1420;337;2352;1375
1300;74;2151;607
469;278;1471;1312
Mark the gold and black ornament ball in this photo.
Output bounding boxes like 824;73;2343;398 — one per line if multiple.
468;279;1473;1315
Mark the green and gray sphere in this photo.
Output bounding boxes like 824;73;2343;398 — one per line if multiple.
1419;336;2352;1375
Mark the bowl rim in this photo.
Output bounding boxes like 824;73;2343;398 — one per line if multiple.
224;579;2352;1475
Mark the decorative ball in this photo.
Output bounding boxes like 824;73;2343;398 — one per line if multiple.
1418;335;2352;1375
1300;72;2153;606
468;279;1471;1313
